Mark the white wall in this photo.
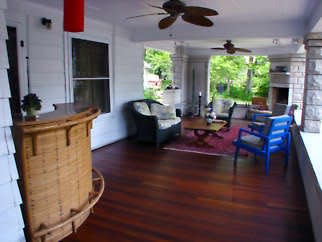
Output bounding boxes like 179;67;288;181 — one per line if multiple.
0;0;25;241
5;0;144;149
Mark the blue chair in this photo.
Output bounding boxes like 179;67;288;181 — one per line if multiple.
233;115;292;175
248;103;297;133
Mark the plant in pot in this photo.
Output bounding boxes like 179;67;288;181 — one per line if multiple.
21;93;42;119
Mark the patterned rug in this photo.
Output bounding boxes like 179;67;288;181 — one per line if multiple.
163;124;249;157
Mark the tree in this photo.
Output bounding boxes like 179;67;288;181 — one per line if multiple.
209;55;269;101
209;56;247;98
252;56;270;97
245;56;255;95
144;48;173;80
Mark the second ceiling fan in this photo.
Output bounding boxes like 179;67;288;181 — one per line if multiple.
211;40;252;54
127;0;219;29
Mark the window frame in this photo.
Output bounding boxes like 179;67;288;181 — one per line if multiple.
65;32;114;116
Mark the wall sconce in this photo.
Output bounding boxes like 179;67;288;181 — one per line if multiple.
41;17;52;29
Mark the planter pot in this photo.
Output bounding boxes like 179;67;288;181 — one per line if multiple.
25;108;39;120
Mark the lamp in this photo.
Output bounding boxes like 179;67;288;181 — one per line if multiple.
41;17;52;29
64;0;84;32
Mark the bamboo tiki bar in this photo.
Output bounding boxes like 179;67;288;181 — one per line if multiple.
14;103;104;242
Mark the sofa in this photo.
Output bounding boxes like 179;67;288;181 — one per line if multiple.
128;99;181;147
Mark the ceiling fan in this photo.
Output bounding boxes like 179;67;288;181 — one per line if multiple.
127;0;218;29
211;40;252;54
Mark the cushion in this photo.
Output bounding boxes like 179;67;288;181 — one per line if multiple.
133;102;151;115
249;121;265;130
240;135;264;148
158;117;181;129
246;108;272;121
150;103;176;120
216;113;229;119
272;103;288;116
232;105;248;119
212;98;233;114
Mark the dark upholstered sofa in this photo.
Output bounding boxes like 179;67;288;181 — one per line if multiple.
128;99;181;147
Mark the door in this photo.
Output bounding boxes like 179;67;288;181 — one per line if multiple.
6;26;22;119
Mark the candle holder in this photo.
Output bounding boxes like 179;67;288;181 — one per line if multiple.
198;95;201;116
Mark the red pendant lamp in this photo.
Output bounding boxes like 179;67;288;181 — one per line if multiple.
64;0;84;32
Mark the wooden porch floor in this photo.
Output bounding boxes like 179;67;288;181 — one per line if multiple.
63;138;314;242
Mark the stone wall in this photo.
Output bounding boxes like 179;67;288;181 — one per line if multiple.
268;54;306;110
301;33;322;133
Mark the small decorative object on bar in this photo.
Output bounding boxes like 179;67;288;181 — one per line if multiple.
64;0;84;32
205;106;216;125
21;93;42;120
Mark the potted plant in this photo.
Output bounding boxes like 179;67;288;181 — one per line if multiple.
21;93;42;119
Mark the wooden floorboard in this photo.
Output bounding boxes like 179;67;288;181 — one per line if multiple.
62;138;314;242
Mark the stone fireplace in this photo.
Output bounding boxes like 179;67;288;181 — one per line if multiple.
268;54;306;110
271;87;289;106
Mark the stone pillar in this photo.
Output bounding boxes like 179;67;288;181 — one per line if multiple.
301;33;322;133
171;44;188;112
186;56;211;115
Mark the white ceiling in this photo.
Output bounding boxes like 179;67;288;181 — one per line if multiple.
27;0;322;55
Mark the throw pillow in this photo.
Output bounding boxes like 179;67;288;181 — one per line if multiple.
150;103;176;120
133;102;151;116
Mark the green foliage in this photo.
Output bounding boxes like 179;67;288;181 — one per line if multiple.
144;48;173;80
161;79;173;89
21;93;42;111
209;56;269;101
143;88;158;100
252;56;270;97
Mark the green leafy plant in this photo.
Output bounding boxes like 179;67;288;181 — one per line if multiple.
21;93;42;112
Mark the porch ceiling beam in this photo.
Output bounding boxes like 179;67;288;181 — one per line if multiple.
185;44;302;57
131;20;306;42
307;0;322;33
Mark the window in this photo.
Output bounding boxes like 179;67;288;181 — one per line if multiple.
72;38;110;113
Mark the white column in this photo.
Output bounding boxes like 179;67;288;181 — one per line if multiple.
0;1;26;241
171;44;188;112
186;56;210;115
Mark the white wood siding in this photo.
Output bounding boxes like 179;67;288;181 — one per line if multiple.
0;0;25;241
6;0;144;150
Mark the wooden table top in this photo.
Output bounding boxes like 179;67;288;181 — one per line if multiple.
183;118;227;132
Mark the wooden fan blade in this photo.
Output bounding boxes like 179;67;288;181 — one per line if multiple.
159;16;177;29
184;6;218;16
127;13;167;20
211;48;225;50
145;2;164;10
234;48;252;53
182;14;213;27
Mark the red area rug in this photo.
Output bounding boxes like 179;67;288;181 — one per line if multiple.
163;125;249;157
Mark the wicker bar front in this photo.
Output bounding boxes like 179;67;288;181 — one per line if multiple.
14;104;104;242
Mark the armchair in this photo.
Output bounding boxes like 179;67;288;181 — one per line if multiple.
233;115;292;175
248;103;297;133
208;100;237;130
128;99;181;147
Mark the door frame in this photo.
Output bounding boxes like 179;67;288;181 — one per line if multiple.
6;18;28;99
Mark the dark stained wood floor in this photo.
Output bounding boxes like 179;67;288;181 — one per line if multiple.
63;139;314;242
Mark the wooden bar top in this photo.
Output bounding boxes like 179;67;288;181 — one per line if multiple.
14;103;100;133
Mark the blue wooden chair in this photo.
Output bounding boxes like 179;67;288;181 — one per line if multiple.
233;115;292;175
248;103;296;133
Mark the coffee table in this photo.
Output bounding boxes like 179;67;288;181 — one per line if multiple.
183;118;227;147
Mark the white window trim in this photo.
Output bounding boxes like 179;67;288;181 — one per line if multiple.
64;32;114;117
